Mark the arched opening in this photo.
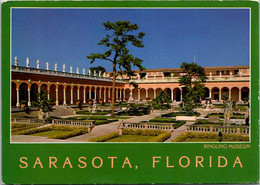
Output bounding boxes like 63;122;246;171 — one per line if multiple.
140;88;146;101
241;87;249;101
66;86;71;104
96;87;100;101
203;87;210;99
19;83;28;103
79;86;84;103
211;87;219;101
58;85;64;105
86;86;90;100
73;86;78;102
147;88;154;99
40;84;47;91
221;87;229;100
164;88;171;100
125;89;130;101
49;84;56;102
132;88;138;100
11;82;17;107
155;88;162;97
231;87;239;101
173;88;181;101
91;87;95;99
30;83;39;103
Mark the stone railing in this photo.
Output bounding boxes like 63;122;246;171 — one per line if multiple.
118;122;174;135
230;119;246;125
11;118;46;124
186;125;249;135
51;119;95;132
12;65;125;83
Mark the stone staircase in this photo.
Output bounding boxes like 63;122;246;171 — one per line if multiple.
49;106;76;117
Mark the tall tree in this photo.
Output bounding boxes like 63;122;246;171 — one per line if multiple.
178;62;207;115
87;21;146;117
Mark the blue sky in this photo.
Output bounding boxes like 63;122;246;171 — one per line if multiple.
12;8;249;72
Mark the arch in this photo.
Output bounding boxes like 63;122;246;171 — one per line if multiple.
11;82;17;107
203;87;210;99
241;87;249;101
49;84;56;102
155;88;162;97
231;87;239;101
221;87;229;100
79;86;84;103
132;88;138;100
85;86;90;100
211;87;219;101
30;83;38;103
40;84;48;91
96;87;101;101
125;88;131;101
147;88;154;99
19;83;28;103
101;87;105;100
58;85;64;105
140;88;146;101
73;86;78;101
91;87;96;99
164;88;171;100
66;86;71;104
173;88;181;101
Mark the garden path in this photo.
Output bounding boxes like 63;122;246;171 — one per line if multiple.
65;109;172;142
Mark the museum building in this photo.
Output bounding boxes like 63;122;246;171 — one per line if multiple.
11;57;250;107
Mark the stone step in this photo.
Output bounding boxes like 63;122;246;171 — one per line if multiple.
50;106;75;117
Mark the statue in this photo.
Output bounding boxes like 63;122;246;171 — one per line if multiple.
99;71;101;77
103;72;105;78
26;57;30;67
224;99;232;126
46;62;49;70
83;68;85;75
36;60;40;69
63;64;65;72
15;56;18;66
88;69;91;76
94;70;96;76
128;92;134;103
70;66;72;73
55;63;57;71
77;67;79;74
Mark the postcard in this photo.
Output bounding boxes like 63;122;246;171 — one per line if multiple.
2;0;259;184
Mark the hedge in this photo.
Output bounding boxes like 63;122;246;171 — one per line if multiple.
172;132;249;142
148;132;171;142
162;112;200;117
11;123;41;133
88;132;119;142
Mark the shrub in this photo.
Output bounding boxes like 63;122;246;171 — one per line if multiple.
148;132;171;142
94;119;118;125
162;111;200;117
122;129;164;136
17;126;53;135
50;128;88;139
89;132;119;142
11;123;41;134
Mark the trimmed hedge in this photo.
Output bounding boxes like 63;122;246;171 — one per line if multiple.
88;132;119;142
16;125;88;139
205;112;245;119
11;123;41;134
148;132;171;142
162;112;200;117
172;132;249;142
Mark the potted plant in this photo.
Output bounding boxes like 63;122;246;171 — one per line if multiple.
99;98;104;104
76;99;80;106
146;98;150;103
243;97;248;104
20;100;27;109
88;99;93;105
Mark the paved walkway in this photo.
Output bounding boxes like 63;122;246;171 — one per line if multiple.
66;110;170;142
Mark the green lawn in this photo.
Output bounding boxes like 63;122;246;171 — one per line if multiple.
106;135;155;142
31;130;72;137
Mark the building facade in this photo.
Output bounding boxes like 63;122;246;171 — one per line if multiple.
11;58;250;107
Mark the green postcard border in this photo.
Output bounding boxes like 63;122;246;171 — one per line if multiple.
2;1;259;184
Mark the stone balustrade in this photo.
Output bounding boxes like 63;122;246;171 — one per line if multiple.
11;118;46;124
186;125;249;135
51;119;95;132
118;122;174;135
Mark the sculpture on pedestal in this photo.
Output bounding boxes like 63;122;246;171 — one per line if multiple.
63;64;66;72
15;56;18;66
70;66;73;73
26;57;30;67
37;60;40;69
55;63;58;71
46;62;49;70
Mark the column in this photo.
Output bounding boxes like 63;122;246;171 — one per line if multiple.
56;89;59;106
104;89;107;102
219;90;222;101
138;89;140;101
123;89;125;100
108;89;111;98
116;89;118;99
94;88;97;100
171;90;173;101
209;90;212;99
89;89;91;99
27;89;31;106
180;89;183;102
146;90;148;99
47;87;50;100
83;88;86;104
77;89;80;100
63;89;66;105
154;90;156;98
71;90;73;104
210;72;212;80
16;89;20;107
229;89;231;100
99;89;102;99
239;88;241;101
